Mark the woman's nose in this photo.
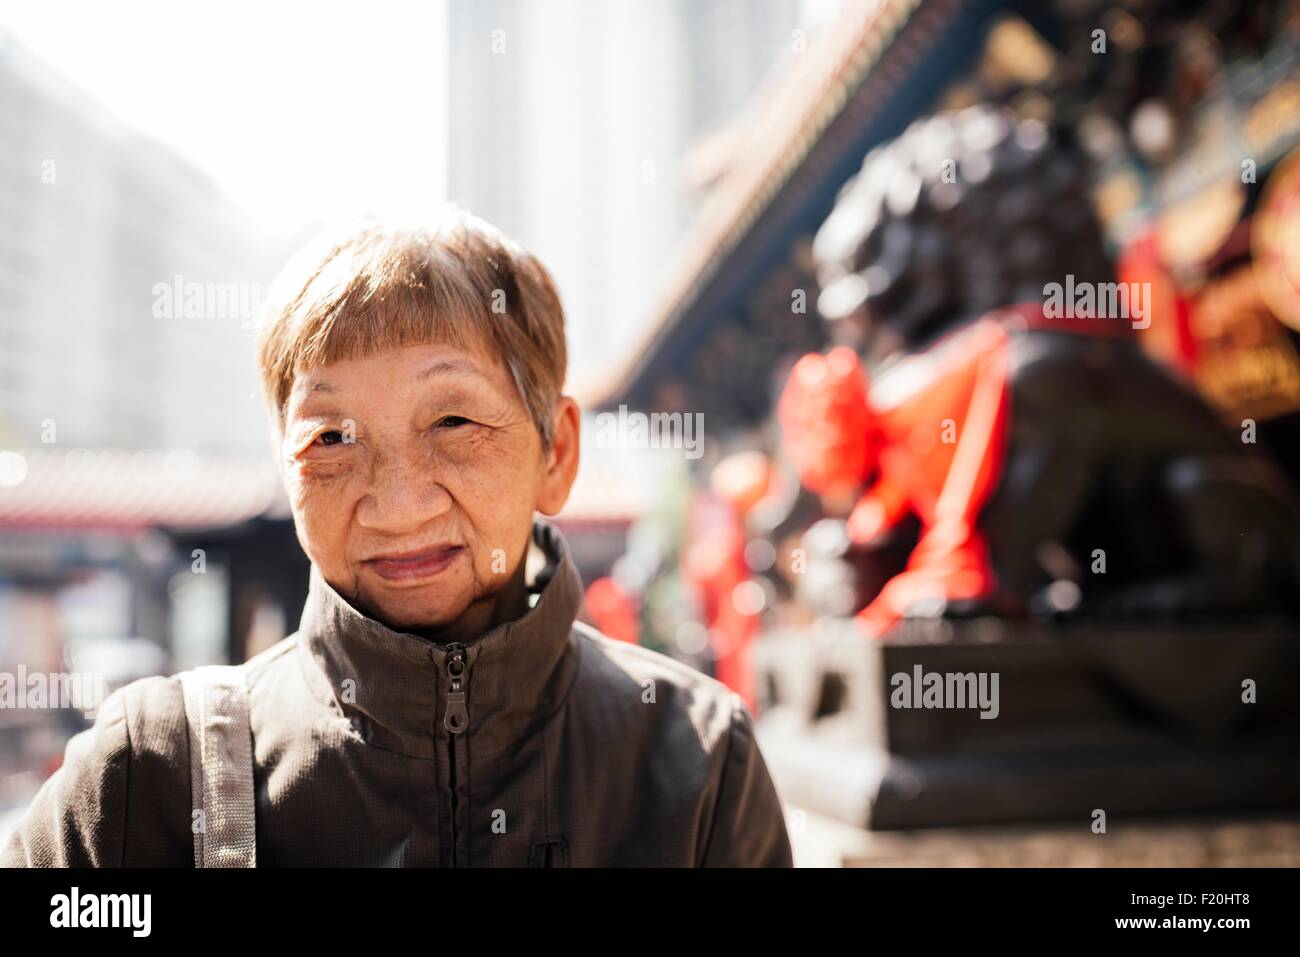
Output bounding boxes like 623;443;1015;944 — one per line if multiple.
354;446;454;533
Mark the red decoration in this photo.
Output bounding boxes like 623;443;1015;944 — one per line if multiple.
780;316;1019;639
584;577;639;645
855;317;1012;638
777;347;879;500
683;492;760;714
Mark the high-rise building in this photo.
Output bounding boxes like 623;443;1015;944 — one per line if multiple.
0;31;282;457
445;0;802;380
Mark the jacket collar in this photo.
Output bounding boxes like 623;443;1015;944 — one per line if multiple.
297;517;584;759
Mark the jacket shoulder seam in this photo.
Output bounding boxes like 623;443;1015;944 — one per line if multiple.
118;680;140;867
119;676;170;863
697;693;742;866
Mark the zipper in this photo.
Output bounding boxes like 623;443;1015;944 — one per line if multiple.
443;642;468;866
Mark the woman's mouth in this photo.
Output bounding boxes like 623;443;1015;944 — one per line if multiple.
364;545;466;584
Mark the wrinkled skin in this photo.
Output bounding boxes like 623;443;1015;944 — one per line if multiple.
278;341;580;641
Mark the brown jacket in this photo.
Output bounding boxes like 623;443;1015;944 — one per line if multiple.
2;520;793;867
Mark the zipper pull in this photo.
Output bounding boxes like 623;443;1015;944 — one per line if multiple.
444;644;469;734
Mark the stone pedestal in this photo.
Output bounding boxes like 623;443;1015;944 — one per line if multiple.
754;616;1300;829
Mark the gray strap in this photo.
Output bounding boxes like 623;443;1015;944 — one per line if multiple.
180;665;257;868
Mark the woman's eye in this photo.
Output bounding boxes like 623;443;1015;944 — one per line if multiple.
436;416;471;429
316;430;347;446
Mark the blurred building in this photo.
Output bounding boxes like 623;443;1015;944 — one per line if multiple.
446;0;804;378
0;31;283;455
597;0;1300;444
0;32;301;808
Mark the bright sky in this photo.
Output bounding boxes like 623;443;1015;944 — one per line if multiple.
0;0;450;237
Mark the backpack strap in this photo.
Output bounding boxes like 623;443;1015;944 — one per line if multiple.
180;665;256;868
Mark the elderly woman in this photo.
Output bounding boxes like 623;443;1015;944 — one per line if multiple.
2;212;793;867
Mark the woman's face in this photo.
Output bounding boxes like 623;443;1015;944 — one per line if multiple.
279;341;579;638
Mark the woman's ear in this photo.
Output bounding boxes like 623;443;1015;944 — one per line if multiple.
536;396;581;515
